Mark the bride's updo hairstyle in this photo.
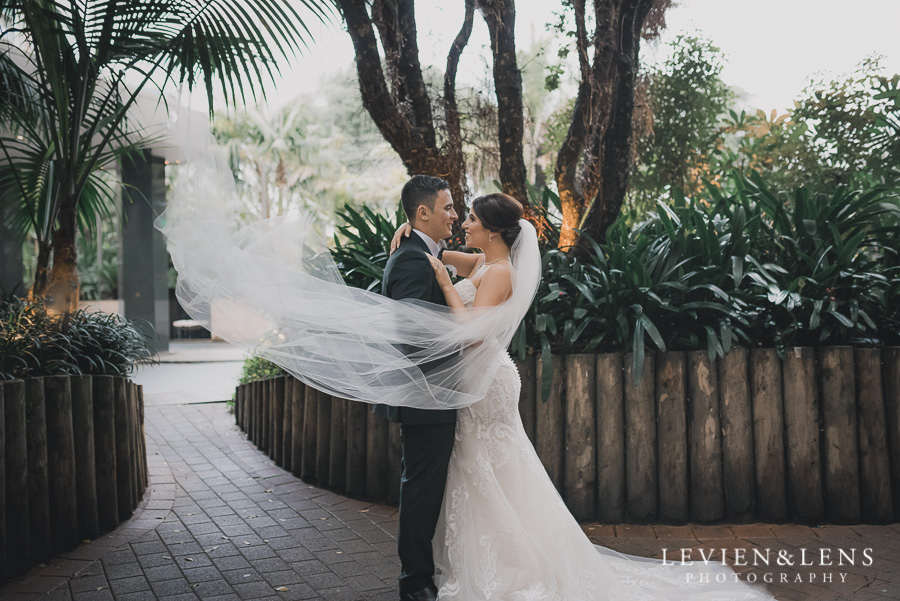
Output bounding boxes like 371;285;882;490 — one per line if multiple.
471;193;524;248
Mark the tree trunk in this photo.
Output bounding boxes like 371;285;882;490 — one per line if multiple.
578;0;656;246
554;0;670;250
481;0;529;209
47;196;80;313
338;0;502;223
443;0;475;225
29;239;53;301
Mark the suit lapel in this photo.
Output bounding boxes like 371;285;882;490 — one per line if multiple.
395;234;446;306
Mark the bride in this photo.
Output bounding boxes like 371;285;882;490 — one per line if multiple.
159;123;776;600
390;192;777;601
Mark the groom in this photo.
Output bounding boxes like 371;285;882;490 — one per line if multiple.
375;175;459;601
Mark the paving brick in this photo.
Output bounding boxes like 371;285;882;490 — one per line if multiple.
116;590;158;601
107;576;150;595
220;569;264;585
191;579;235;599
182;565;223;583
232;580;281;599
144;563;184;583
71;590;115;601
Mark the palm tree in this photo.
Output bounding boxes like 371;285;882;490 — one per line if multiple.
0;0;332;311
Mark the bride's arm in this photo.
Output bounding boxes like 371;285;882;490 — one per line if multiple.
440;250;483;278
427;255;512;312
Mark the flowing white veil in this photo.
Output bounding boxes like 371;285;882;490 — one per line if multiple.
154;110;540;410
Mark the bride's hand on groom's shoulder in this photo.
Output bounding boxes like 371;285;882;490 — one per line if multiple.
390;223;413;254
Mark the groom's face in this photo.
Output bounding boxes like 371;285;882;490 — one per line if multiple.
420;189;457;240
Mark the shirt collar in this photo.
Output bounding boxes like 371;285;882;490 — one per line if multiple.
413;228;443;256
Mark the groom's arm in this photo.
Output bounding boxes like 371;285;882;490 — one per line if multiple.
385;250;434;302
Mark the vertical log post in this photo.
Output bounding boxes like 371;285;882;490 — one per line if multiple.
3;381;29;574
44;376;79;552
301;387;318;482
128;383;140;507
291;380;305;478
238;384;245;434
345;400;368;495
329;397;347;491
624;353;657;522
596;353;625;523
516;356;537;444
272;377;285;465
93;376;118;532
254;380;263;447
245;384;253;442
884;347;900;520
782;348;824;523
283;378;294;473
138;385;148;493
687;351;725;523
750;349;789;522
365;410;389;500
564;355;596;520
262;379;271;453
819;347;861;523
718;349;756;521
536;355;565;493
25;377;51;561
656;351;688;522
70;376;100;539
114;378;134;521
235;384;242;428
854;348;893;523
0;384;6;579
316;392;332;487
245;383;252;436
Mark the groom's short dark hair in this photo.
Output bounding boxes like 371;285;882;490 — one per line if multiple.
402;175;450;221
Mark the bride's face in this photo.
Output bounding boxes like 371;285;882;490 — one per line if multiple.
462;211;492;249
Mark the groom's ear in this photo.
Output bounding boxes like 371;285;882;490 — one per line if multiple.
415;203;431;223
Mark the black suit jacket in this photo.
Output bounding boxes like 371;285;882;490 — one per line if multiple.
372;233;457;425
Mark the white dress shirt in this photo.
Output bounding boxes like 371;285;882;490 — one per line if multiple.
413;228;442;256
412;228;456;277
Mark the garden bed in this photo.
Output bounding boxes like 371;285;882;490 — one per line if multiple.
234;347;899;526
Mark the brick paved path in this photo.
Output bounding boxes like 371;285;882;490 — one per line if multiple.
2;401;898;601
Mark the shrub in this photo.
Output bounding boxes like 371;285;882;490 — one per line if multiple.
0;295;156;380
238;355;286;384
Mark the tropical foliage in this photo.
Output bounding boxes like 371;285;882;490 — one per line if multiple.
210;72;408;228
0;0;329;310
0;294;155;380
327;173;900;386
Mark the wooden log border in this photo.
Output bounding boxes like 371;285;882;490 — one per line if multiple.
232;347;900;526
0;375;149;581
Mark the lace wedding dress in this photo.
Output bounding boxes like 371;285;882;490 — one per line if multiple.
432;278;776;601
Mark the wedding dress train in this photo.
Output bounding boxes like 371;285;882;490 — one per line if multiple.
432;278;776;601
